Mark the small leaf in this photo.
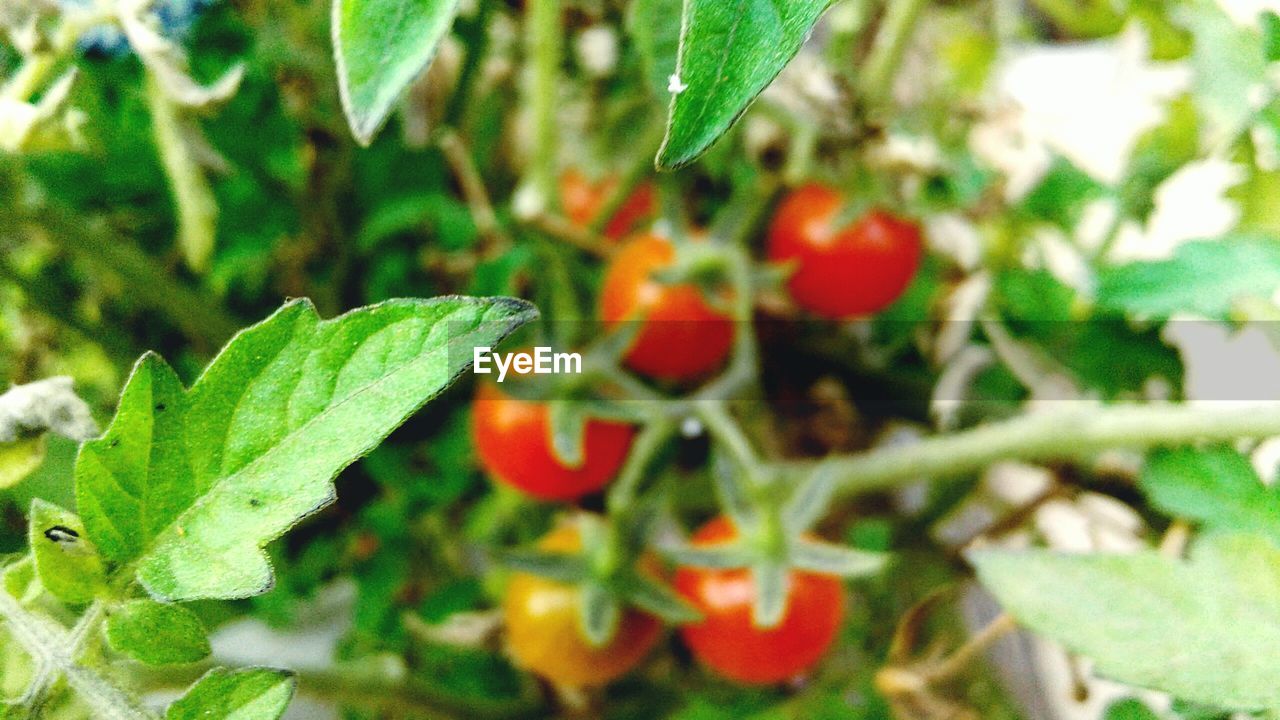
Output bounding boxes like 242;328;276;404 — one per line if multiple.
333;0;462;145
0;437;45;490
76;297;535;602
2;556;35;601
547;401;588;468
579;581;621;648
622;574;702;624
29;500;104;606
710;451;757;530
627;0;682;97
791;540;886;578
1098;237;1280;320
1141;447;1280;541
660;543;754;569
750;559;789;629
657;0;834;169
1104;698;1160;720
166;667;295;720
972;533;1280;711
782;463;838;533
496;549;589;584
106;600;211;666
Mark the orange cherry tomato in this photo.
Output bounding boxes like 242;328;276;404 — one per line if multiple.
599;233;734;382
560;169;657;241
675;517;846;685
767;183;923;319
503;523;663;686
472;382;635;501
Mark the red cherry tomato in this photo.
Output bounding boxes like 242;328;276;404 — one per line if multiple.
599;233;734;382
674;517;846;685
767;184;923;319
504;523;663;686
472;382;635;501
560;169;657;241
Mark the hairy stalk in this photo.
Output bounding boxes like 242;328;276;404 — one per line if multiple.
860;0;930;106
518;0;562;217
788;402;1280;495
0;592;156;719
439;128;510;255
145;73;219;274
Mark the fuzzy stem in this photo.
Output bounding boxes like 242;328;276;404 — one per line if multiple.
788;402;1280;496
860;0;930;106
518;0;563;217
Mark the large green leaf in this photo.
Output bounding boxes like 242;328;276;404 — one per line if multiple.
166;668;295;720
656;0;833;169
973;533;1280;711
333;0;461;145
1141;447;1280;542
1097;237;1280;320
76;297;535;602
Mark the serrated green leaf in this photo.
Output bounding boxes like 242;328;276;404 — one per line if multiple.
579;581;621;648
657;0;834;169
627;0;682;98
1097;238;1280;320
29;500;104;606
973;533;1280;711
76;297;535;602
791;540;886;578
166;667;295;720
1141;447;1280;541
106;600;210;666
750;559;788;629
333;0;461;145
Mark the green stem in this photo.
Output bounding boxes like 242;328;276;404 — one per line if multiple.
790;402;1280;496
606;418;677;513
145;72;219;274
1;196;242;351
518;0;562;217
694;401;761;472
0;592;156;719
860;0;930;106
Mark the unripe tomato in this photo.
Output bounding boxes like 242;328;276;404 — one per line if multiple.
504;524;663;686
767;184;923;319
472;383;635;501
599;233;734;382
674;517;846;685
560;169;657;241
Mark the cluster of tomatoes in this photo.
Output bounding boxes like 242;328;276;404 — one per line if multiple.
472;171;923;688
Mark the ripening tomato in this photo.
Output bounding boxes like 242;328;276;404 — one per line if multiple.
560;169;657;241
504;523;663;686
472;382;635;501
767;184;923;319
674;517;846;685
599;233;734;381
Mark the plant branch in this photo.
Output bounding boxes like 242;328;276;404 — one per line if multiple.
438;128;510;256
786;402;1280;496
860;0;929;107
0;591;156;719
517;0;563;217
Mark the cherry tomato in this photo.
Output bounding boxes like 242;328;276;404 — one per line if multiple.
674;517;846;685
599;233;734;382
560;169;657;241
504;523;663;686
767;184;923;319
472;382;635;501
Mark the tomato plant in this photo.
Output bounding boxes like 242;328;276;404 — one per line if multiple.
767;184;923;319
675;517;846;685
600;233;735;382
5;0;1280;718
473;382;635;501
503;523;662;686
